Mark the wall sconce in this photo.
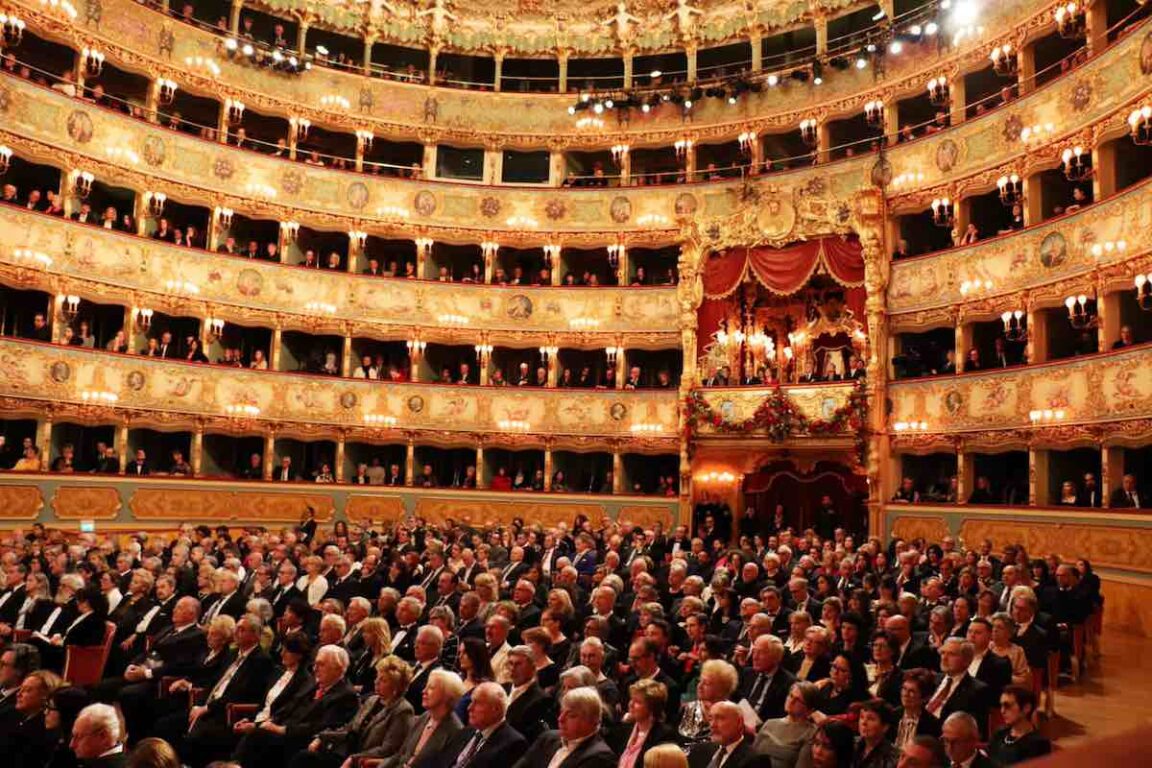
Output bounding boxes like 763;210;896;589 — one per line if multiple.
144;191;166;217
1129;105;1152;145
214;206;234;228
538;345;558;363
205;317;225;341
996;173;1022;206
364;414;397;427
437;314;470;326
104;146;140;165
1061;146;1090;181
165;279;200;296
1029;408;1066;424
989;44;1016;76
290;117;311;141
1090;240;1127;260
1001;309;1027;342
0;13;26;46
737;131;758;153
892;171;925;189
406;339;427;354
414;237;434;254
637;213;671;227
1053;2;1085;38
1019;122;1055;144
930;197;954;227
1134;273;1152;311
505;215;539;229
81;47;105;77
1064;294;1096;329
926;76;949;106
355;129;374;149
280;220;300;243
377;205;410;220
610;144;629;164
133;307;154;330
474;343;493;360
156;78;177;105
569;318;601;329
497;420;531;431
348;230;367;250
480;240;499;260
320;95;351;110
892;421;929;432
184;55;221;77
13;248;52;268
72;170;94;198
225;403;261;417
959;278;993;296
0;145;11;175
606;244;624;267
61;294;80;320
303;301;336;314
630;423;662;434
224;98;245;124
695;470;740;485
80;390;119;404
863;100;885;128
674;138;694;158
543;244;561;267
605;346;623;365
798;119;818;147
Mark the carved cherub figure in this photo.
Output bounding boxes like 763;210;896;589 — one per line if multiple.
666;0;703;39
603;1;641;43
418;0;457;39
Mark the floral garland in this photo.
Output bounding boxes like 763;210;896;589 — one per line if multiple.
683;381;869;448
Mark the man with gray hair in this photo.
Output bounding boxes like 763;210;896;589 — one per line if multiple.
70;703;123;767
941;712;995;768
926;638;989;735
511;686;614;768
0;643;40;721
505;645;552;743
442;680;527;767
405;625;444;713
233;644;358;768
203;568;245;623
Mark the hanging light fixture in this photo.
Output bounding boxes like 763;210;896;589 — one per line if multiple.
610;144;629;164
1064;294;1096;329
996;174;1022;206
930;197;954;227
280;220;300;243
989;44;1016;76
290;117;311;141
214;206;234;228
737;131;758;153
81;47;105;77
1128;105;1152;145
156;77;177;105
799;118;819;147
863;100;885;128
1061;146;1090;181
926;76;949;106
674;138;694;159
72;170;94;198
348;230;367;249
1053;2;1086;38
225;98;245;124
1000;310;1027;342
0;13;26;46
0;145;11;175
1134;272;1152;312
355;129;374;149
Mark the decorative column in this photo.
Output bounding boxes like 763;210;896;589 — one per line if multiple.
677;240;705;526
270;326;283;371
287;122;299;161
415;237;433;280
229;0;243;33
422;143;437;179
948;73;967;126
483;145;503;185
191;425;204;477
335;434;346;483
954;315;971;373
612;450;623;494
493;50;504;92
428;47;439;85
262;431;275;480
1102;444;1124;507
1098;285;1121;351
363;36;376;75
623;50;634;89
35;417;53;472
957;441;972;503
814;13;828;56
117;422;129;474
1093;141;1116;201
296;22;308;56
684;143;697;182
50;294;66;343
544;445;553;491
145;79;162;124
1021;174;1041;227
1026;300;1047;365
1029;447;1049;506
615;245;629;286
816;122;832;165
475;443;485;488
405;437;416;486
750;34;762;72
615;344;626;389
1085;0;1109;55
544;245;562;286
549;149;566;187
355;132;368;173
685;44;698;83
859;216;891;538
1017;43;1036;96
341;336;353;377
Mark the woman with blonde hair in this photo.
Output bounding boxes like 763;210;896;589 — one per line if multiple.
644;743;688;768
308;656;415;767
350;617;392;691
128;737;181;768
678;658;739;745
296;555;329;607
607;679;678;768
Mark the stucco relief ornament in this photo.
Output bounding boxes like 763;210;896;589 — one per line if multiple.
418;0;457;42
1070;79;1093;112
213;157;235;180
1001;114;1023;144
603;1;641;44
359;87;374;114
480;196;501;218
282;169;304;196
84;0;102;26
142;135;166;166
66;111;94;144
666;0;703;42
610;196;633;223
545;198;567;220
414;190;437;216
0;85;11;112
158;23;175;59
935;139;959;172
347;181;370;210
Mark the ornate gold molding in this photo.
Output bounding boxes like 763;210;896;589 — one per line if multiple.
129;487;337;521
0;485;44;519
52;486;122;520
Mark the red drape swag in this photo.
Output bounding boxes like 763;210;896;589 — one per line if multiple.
696;237;866;357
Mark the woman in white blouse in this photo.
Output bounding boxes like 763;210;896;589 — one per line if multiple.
296;555;329;607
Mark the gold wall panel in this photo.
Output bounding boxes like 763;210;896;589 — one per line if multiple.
344;494;407;525
0;338;681;439
0;207;679;338
51;486;121;520
615;505;676;530
690;383;857;436
889;515;952;544
958;518;1152;575
9;0;1042;143
0;485;44;520
1100;575;1152;637
129;487;336;522
415;496;606;527
889;180;1152;320
887;346;1152;435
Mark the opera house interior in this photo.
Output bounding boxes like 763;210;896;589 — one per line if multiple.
0;0;1150;766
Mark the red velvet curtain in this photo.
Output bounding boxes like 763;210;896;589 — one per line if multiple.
743;460;868;535
702;237;865;299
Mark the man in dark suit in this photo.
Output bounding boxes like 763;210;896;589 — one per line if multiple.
498;549;529;593
927;638;989;738
262;562;304;618
941;712;998;768
512;686;615;768
504;646;555;745
1076;472;1102;508
1010;595;1051;670
168;614;274;766
232;644;359;768
687;701;760;768
1110;474;1144;509
201;570;246;624
440;681;527;768
624;639;681;721
0;566;28;626
127;449;150;477
404;626;444;714
0;643;40;727
966;618;1011;704
885;616;940;671
274;456;297;482
511;580;542;634
70;702;129;768
739;635;795;722
390;597;422;663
